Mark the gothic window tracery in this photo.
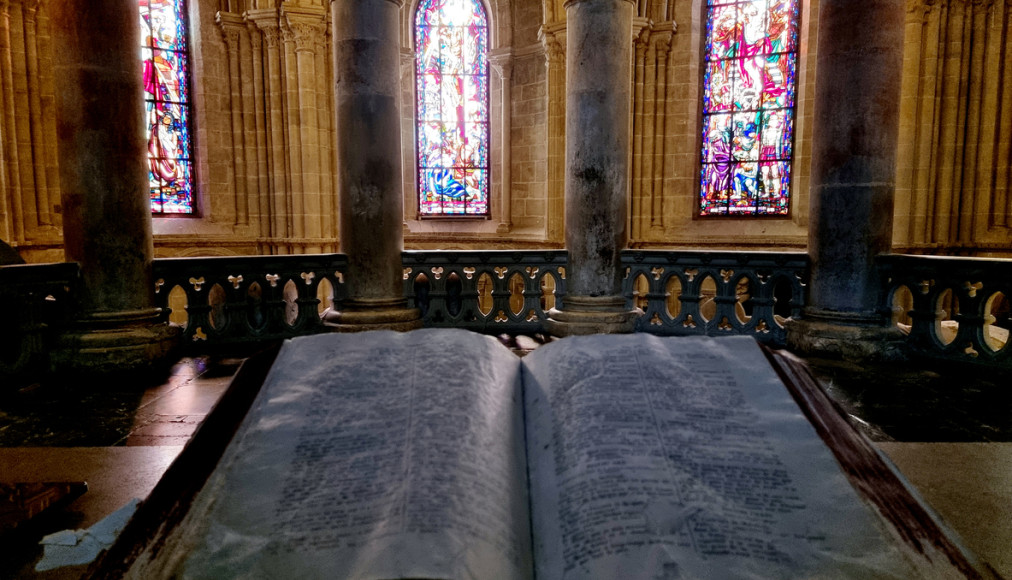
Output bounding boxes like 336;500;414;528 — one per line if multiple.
415;0;490;217
141;0;194;215
700;0;799;216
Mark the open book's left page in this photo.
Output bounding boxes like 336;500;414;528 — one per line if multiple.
147;329;532;580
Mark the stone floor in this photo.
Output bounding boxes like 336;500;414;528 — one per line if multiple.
0;340;1010;578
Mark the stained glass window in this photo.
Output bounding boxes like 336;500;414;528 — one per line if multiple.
415;0;490;216
141;0;194;215
700;0;799;216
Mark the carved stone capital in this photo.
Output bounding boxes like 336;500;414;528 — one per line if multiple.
488;47;513;80
539;24;567;66
633;15;651;45
289;22;324;51
282;5;326;52
247;22;263;51
651;29;674;54
634;33;650;57
254;20;282;48
261;25;282;48
216;11;246;51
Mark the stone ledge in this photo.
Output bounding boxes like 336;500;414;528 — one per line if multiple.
785;317;907;362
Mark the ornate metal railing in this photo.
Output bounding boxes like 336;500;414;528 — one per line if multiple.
878;254;1011;368
152;254;348;349
0;262;80;377
403;250;569;334
402;250;808;345
623;250;808;344
6;250;1011;381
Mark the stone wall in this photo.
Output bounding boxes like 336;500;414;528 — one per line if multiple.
1;0;1009;261
893;0;1012;257
509;46;549;235
0;0;62;262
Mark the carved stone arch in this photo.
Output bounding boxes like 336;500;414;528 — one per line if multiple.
173;247;242;258
401;0;510;49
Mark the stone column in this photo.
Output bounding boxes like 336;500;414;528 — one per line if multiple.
488;48;513;234
325;0;420;331
49;0;178;373
545;0;639;336
539;23;566;243
786;0;906;359
284;5;327;254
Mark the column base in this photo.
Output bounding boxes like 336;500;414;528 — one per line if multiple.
544;295;641;337
785;308;907;362
323;298;423;332
50;309;181;376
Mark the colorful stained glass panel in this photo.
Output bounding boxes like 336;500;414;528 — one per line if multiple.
141;0;193;215
415;0;490;217
700;0;798;216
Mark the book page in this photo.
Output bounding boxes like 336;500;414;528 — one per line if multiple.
523;335;918;580
169;329;532;580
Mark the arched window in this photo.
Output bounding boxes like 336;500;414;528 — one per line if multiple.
415;0;490;217
700;0;799;216
140;0;194;215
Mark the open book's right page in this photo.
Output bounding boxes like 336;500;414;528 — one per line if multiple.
522;334;919;580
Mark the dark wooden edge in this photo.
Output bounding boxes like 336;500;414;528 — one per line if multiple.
759;345;1000;580
84;342;282;579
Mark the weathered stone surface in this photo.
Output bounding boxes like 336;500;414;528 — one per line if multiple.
789;0;906;359
546;0;639;336
785;318;908;363
48;0;179;374
331;0;420;331
805;0;905;319
50;318;180;375
323;297;422;332
545;296;640;336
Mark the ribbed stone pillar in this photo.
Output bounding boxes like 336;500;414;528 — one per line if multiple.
786;0;906;359
49;0;178;374
325;0;420;331
545;0;640;336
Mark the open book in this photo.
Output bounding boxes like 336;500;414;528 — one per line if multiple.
91;329;991;579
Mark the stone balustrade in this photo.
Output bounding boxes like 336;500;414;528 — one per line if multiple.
5;251;1012;384
623;250;808;344
152;254;348;348
880;255;1011;368
403;250;569;334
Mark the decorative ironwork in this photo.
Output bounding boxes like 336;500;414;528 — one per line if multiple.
624;250;807;344
152;254;348;348
879;255;1011;368
9;252;1012;383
